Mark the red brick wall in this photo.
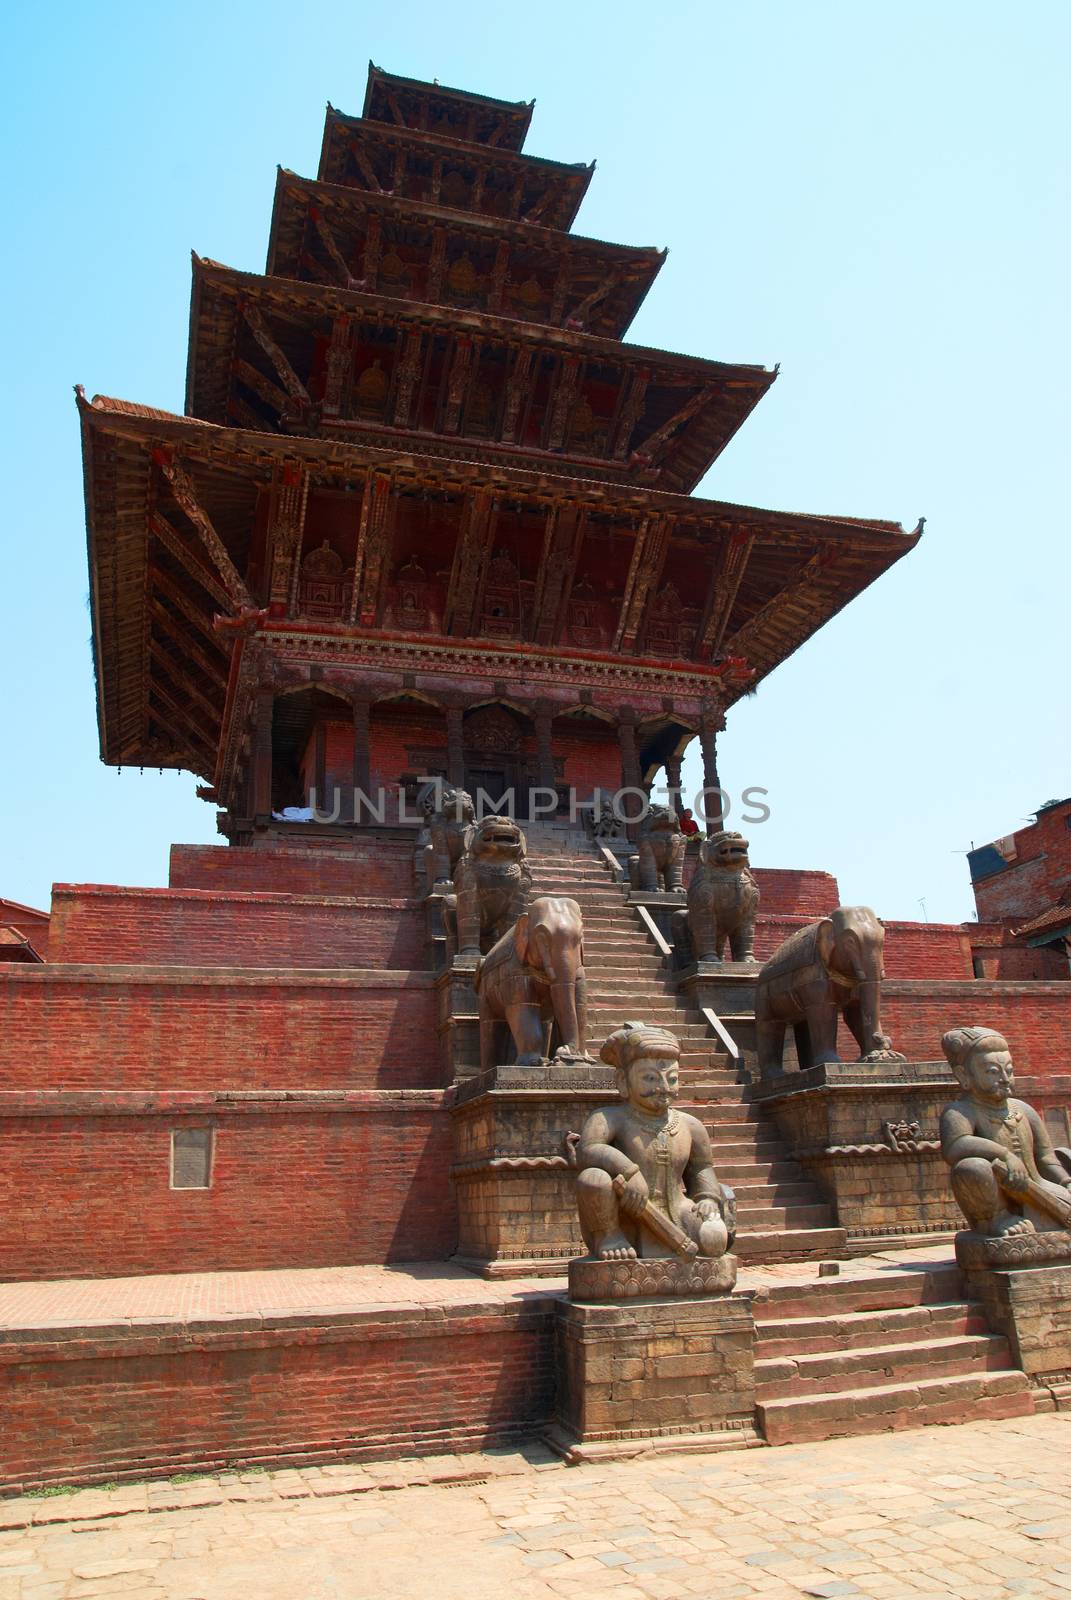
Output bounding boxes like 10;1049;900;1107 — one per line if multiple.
0;1303;556;1491
969;921;1069;981
48;886;427;970
0;1093;457;1280
171;841;416;897
0;969;439;1090
879;981;1071;1080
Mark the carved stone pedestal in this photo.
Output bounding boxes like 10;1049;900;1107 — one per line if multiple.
450;1063;615;1275
674;960;760;1057
569;1252;737;1303
756;1060;961;1250
625;889;685;946
436;953;479;1079
958;1232;1071;1409
549;1290;757;1462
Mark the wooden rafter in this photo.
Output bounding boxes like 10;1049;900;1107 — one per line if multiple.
241;303;311;407
348;138;384;193
311;207;352;284
149;509;232;611
696;530;755;660
149;673;215;754
149;599;228;691
154;453;254;610
149;565;230;655
149;640;222;725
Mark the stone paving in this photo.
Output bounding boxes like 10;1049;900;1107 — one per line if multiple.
0;1411;1069;1599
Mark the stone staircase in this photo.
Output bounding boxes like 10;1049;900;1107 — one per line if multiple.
522;822;847;1263
751;1260;1033;1443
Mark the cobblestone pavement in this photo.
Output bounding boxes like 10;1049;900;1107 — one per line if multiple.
1;1412;1070;1599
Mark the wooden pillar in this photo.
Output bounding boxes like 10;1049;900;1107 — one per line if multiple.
352;697;371;818
698;709;726;832
665;753;684;817
535;707;555;791
617;713;643;841
252;687;274;823
446;705;465;788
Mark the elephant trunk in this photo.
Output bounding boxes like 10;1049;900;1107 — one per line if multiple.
854;976;886;1050
549;975;585;1056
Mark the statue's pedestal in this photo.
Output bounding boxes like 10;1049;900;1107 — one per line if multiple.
625;889;685;945
958;1231;1071;1409
568;1252;737;1302
674;961;760;1058
549;1284;757;1462
436;953;480;1079
450;1063;615;1275
754;1060;961;1251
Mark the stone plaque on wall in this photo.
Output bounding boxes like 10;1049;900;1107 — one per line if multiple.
171;1129;213;1190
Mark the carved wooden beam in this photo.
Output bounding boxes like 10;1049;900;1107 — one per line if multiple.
349;138;384;193
443;489;494;635
234;357;289;418
349;470;395;626
310;206;352;285
566;266;626;329
149;509;232;611
630;385;716;468
427;228;447;303
500;347;534;443
545;355;584;450
392;329;424;427
610;368;651;458
488;240;510;315
149;565;230;655
696;530;754;660
149;599;228;691
723;547;839;661
361;213;382;289
321;314;352;417
145;696;203;766
614;515;674;654
154;453;254;610
226;394;268;432
241;303;311;408
267;465;309;609
441;336;475;434
149;671;216;753
530;504;586;645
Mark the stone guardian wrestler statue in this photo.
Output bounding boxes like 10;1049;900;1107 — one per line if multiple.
940;1025;1071;1238
574;1021;735;1261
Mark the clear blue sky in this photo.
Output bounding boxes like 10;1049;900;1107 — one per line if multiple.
1;1;1067;923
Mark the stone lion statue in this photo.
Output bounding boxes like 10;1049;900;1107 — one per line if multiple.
444;814;532;958
673;829;760;964
627;805;686;892
421;785;475;893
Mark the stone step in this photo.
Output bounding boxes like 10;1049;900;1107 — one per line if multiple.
756;1368;1033;1447
755;1333;1012;1401
736;1203;834;1229
756;1301;990;1358
724;1181;818;1206
715;1159;807;1183
735;1226;848;1261
753;1264;965;1322
707;1139;788;1161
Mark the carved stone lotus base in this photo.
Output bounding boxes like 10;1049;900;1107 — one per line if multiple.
568;1252;737;1303
955;1228;1071;1270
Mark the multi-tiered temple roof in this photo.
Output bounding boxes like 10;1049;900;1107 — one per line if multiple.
79;64;918;821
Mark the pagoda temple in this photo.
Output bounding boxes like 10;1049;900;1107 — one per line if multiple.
79;63;919;835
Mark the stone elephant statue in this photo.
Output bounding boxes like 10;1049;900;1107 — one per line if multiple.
627;805;686;892
474;895;591;1071
673;829;760;964
754;905;906;1077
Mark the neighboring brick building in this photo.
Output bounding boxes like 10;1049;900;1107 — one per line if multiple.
967;799;1071;977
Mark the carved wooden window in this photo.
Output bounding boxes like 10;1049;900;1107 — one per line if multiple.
171;1128;213;1190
